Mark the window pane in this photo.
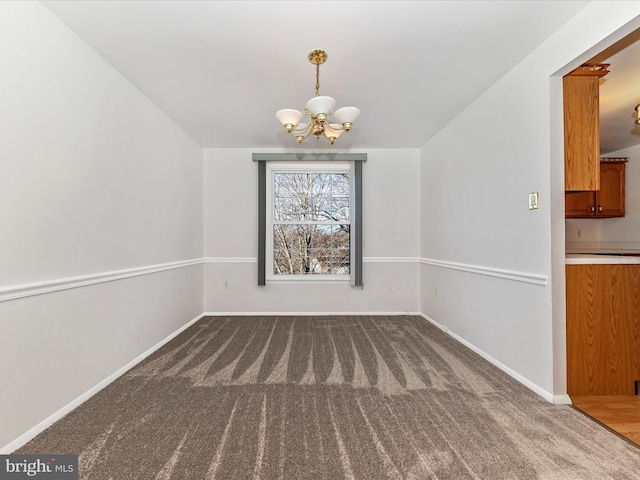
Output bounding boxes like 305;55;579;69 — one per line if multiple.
309;173;327;197
271;169;351;277
331;197;350;222
274;224;311;249
308;197;325;221
332;173;350;196
334;225;350;249
274;198;296;221
274;173;304;198
313;224;332;249
273;223;350;276
332;251;351;274
275;173;341;221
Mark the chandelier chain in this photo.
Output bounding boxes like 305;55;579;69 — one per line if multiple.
315;62;320;97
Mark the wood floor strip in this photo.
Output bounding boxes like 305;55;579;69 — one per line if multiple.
572;396;640;447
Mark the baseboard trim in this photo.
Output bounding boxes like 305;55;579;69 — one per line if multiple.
202;311;423;317
552;394;572;405
0;312;207;454
0;258;203;303
420;258;548;286
418;313;557;403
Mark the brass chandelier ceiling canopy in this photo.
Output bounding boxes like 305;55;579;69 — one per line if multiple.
308;49;328;65
276;49;360;145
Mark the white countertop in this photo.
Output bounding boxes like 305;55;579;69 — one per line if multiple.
566;254;640;265
566;247;640;255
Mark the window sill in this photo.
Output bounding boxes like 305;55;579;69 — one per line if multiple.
266;276;351;285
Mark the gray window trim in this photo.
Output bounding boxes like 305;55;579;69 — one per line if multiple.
352;160;363;287
258;160;266;286
256;153;365;287
252;153;367;163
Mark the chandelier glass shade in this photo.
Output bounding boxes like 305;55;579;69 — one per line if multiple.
276;49;360;145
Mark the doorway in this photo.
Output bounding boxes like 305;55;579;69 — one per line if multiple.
561;27;640;447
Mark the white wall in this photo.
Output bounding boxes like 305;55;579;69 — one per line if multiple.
420;2;640;400
203;148;420;313
0;2;203;450
566;144;640;248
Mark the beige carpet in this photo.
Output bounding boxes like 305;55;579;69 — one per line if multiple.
17;315;640;479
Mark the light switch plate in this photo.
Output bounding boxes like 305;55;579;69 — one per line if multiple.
528;191;539;210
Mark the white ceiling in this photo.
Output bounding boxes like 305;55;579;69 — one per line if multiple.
592;28;640;154
42;0;594;150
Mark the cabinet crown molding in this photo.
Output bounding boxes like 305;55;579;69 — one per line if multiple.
600;157;628;163
566;63;610;78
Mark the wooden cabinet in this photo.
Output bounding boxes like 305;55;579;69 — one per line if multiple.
566;264;640;397
565;159;626;218
563;63;609;191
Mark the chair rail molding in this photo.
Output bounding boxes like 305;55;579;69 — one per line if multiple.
420;257;548;286
203;257;421;264
1;256;548;303
0;258;203;303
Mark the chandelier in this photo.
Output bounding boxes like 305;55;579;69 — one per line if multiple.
276;49;360;145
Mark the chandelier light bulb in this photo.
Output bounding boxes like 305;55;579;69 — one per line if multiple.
333;106;361;131
306;96;336;118
276;109;304;132
324;124;345;144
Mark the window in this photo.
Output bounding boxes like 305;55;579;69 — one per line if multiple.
254;153;364;287
267;162;351;280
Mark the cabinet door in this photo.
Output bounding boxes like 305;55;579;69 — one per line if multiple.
565;191;595;217
597;162;625;217
566;264;640;396
564;75;601;191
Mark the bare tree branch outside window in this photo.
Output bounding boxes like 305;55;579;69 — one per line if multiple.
273;172;350;275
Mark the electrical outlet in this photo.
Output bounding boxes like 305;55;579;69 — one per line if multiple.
224;281;229;289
